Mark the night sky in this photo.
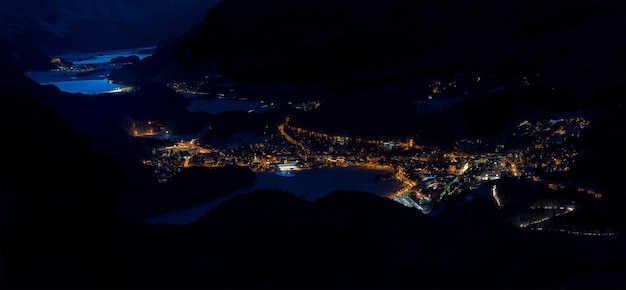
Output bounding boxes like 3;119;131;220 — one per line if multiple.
1;0;625;289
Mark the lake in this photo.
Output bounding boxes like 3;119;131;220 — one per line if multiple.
40;79;128;95
142;167;403;225
185;96;272;114
28;46;156;94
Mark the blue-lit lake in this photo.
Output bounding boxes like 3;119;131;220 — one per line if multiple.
142;167;403;225
40;79;127;95
28;46;156;94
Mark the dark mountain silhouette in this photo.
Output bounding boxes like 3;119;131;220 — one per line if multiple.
112;0;624;96
123;189;626;289
0;0;223;71
0;88;136;288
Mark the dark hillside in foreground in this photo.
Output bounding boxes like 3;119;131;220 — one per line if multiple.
0;89;136;288
0;86;253;288
122;189;626;289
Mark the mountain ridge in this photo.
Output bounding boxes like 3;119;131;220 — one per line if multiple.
111;0;625;97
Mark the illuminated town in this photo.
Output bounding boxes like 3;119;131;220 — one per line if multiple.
136;76;611;237
41;57;610;238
